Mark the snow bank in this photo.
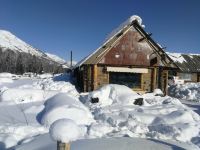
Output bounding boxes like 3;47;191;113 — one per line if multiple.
50;119;83;143
0;124;47;148
0;72;13;78
169;83;200;102
37;73;53;79
0;88;59;103
40;93;94;127
20;78;79;97
0;78;13;83
153;89;164;96
0;73;15;84
87;94;200;143
79;85;200;145
83;84;142;107
15;134;200;150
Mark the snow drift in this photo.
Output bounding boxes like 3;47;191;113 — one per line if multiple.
169;83;200;102
82;84;142;107
80;84;200;144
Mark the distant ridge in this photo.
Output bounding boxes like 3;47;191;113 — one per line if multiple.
0;30;65;73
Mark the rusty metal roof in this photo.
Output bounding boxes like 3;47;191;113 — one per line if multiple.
75;20;176;68
75;22;134;67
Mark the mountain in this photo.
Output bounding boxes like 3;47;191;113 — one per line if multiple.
0;30;64;74
45;53;66;64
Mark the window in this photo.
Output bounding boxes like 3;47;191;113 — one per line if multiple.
179;73;192;81
109;72;142;89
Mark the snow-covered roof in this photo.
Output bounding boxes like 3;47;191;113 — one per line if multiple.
74;15;175;68
167;52;200;72
74;15;144;68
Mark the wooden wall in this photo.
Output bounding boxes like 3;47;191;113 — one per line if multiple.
95;66;109;90
176;72;198;83
93;65;153;93
99;30;154;66
77;65;170;95
191;73;198;82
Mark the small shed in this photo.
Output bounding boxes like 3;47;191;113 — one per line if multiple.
167;53;200;82
74;16;177;94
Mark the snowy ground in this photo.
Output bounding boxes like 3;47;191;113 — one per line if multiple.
0;72;200;150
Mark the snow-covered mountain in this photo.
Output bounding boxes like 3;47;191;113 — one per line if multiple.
0;29;65;73
45;53;66;64
0;30;45;56
0;30;63;64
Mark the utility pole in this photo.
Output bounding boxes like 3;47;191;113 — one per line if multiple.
70;51;72;68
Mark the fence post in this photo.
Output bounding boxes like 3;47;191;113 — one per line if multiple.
57;141;70;150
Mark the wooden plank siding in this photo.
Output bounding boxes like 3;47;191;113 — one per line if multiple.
99;30;154;66
79;65;170;95
176;72;198;83
90;65;153;94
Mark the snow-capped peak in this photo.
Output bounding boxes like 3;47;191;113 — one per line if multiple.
0;29;65;64
0;30;44;56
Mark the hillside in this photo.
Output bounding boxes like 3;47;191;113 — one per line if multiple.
0;30;65;74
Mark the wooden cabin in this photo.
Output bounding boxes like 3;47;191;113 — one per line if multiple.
167;53;200;83
74;19;177;94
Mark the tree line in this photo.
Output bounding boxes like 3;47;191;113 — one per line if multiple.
0;48;64;74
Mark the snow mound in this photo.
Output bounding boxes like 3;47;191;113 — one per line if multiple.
0;78;13;83
40;93;94;127
88;122;114;138
0;124;46;149
0;88;58;103
153;89;164;96
0;73;15;84
50;119;82;143
83;84;142;107
0;72;13;78
169;83;200;102
83;86;200;144
37;73;53;79
19;78;79;97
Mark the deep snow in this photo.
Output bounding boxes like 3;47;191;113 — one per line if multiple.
169;82;200;102
0;73;200;149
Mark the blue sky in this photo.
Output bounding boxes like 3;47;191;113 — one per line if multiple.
0;0;200;61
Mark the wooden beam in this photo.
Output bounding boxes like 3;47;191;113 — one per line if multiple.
138;33;152;42
93;64;98;90
152;67;157;91
57;142;70;150
164;70;168;95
